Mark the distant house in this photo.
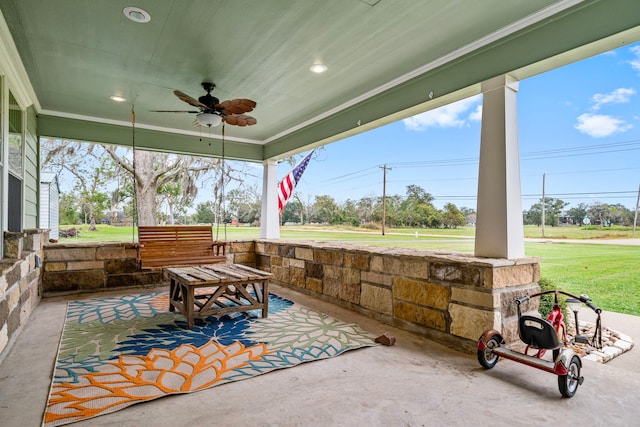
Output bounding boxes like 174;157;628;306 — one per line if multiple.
40;172;60;240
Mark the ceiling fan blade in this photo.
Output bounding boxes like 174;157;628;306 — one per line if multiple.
174;90;208;109
149;110;200;113
216;98;257;115
223;114;257;127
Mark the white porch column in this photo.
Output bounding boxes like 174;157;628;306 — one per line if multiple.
474;75;524;259
260;159;280;239
0;77;7;258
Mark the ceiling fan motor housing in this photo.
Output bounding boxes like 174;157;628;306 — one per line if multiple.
198;93;220;110
199;82;219;111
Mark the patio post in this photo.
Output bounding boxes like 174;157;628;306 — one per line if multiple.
474;74;524;259
1;78;7;258
260;158;280;238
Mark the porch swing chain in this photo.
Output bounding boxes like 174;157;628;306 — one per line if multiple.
131;106;139;244
216;124;228;242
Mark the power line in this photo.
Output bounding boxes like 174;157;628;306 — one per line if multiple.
323;139;640;185
524;166;640;177
316;167;379;184
312;138;640;189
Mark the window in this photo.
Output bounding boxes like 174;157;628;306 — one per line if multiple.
8;91;23;176
7;91;24;232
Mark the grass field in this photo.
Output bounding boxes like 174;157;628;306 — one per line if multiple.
59;224;640;315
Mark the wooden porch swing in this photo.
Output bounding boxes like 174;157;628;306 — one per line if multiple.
129;107;228;269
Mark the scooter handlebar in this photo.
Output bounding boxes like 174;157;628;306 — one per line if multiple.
586;301;602;313
516;295;530;305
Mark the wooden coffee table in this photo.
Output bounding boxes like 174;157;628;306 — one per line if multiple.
167;264;271;328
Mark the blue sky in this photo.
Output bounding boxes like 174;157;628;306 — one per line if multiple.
281;41;640;211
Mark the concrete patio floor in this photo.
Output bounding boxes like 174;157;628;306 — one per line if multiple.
1;283;639;427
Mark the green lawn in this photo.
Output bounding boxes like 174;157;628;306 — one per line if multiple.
59;224;640;315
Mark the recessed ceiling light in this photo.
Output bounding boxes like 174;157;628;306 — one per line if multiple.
110;95;127;102
310;64;328;73
123;7;151;23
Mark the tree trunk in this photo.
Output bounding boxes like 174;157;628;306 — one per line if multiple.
135;151;160;226
168;203;175;225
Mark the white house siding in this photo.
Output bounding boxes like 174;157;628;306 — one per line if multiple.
23;106;38;228
39;172;59;240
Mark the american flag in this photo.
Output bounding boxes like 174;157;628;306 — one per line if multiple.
278;149;315;214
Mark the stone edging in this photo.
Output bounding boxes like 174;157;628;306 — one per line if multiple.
566;321;634;364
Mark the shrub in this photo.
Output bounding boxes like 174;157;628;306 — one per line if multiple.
360;222;381;230
537;278;554;318
537;277;566;318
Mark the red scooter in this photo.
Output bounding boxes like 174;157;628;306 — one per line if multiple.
477;290;602;397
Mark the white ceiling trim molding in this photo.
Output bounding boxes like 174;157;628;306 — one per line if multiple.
0;10;40;111
38;109;263;145
264;0;584;145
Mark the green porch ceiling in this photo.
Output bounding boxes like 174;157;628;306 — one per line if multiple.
1;0;639;160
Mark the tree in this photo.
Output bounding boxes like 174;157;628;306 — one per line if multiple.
227;187;261;224
400;185;437;227
566;203;588;225
608;203;632;226
383;194;402;227
441;203;465;228
588;201;610;227
357;194;380;224
195;201;216;224
59;193;80;225
524;204;542;226
281;199;303;224
405;184;435;204
42;139;254;227
42;140;115;230
294;193;314;225
545;198;569;226
460;207;476;226
312;195;340;224
524;197;568;226
340;199;360;227
158;181;192;224
104;147;225;226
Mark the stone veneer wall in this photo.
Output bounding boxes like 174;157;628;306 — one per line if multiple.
230;240;541;351
38;240;540;352
0;229;48;360
41;242;163;294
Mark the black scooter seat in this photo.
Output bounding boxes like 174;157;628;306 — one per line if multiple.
518;315;561;350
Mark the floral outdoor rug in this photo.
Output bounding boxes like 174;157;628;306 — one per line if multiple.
44;291;376;426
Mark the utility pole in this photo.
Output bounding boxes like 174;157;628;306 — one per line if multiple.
634;183;640;237
541;173;546;238
380;164;391;235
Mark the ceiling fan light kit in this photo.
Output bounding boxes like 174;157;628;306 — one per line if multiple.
153;82;257;128
196;112;222;127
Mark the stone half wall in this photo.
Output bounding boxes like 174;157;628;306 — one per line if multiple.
41;242;163;294
0;229;48;360
230;240;540;352
38;240;540;353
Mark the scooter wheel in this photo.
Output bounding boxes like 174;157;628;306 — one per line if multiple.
477;336;501;369
558;355;581;397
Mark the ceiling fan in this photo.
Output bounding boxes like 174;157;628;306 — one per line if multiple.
152;82;257;127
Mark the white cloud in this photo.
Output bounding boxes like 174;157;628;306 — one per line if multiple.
468;104;482;122
629;45;640;74
574;113;632;138
403;95;481;131
591;87;635;111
